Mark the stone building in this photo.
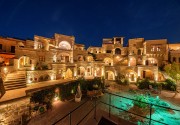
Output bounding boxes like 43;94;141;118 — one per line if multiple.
0;33;180;91
168;43;180;63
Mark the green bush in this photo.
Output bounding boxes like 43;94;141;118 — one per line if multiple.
137;78;151;89
134;95;148;108
137;78;176;91
163;79;176;91
77;77;103;91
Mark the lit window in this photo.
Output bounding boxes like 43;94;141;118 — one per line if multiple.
157;47;160;51
39;56;45;62
151;47;154;51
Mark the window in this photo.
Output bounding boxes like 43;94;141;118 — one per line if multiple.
173;57;176;62
39;56;45;62
0;44;2;50
106;50;111;53
115;48;121;54
11;46;15;53
157;47;161;51
151;47;154;51
87;68;90;72
138;49;141;55
151;44;161;52
179;57;180;63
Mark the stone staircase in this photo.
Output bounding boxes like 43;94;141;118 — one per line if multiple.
3;71;27;91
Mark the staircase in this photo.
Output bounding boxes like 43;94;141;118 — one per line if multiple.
3;71;27;91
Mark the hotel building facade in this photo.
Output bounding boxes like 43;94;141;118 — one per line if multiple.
0;33;180;91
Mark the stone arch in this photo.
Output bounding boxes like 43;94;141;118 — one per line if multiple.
115;48;121;54
86;56;93;62
105;71;115;80
125;70;138;82
38;76;44;82
104;57;113;66
77;66;86;76
59;41;71;50
65;68;73;79
18;56;31;68
44;74;50;81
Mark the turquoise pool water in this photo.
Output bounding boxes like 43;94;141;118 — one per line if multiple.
100;91;180;125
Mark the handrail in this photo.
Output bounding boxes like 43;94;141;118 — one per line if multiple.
52;91;180;125
77;103;96;125
100;100;168;125
52;99;89;125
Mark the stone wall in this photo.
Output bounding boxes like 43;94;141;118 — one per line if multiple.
0;97;30;125
27;70;56;83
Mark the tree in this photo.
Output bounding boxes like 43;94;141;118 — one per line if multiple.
164;63;180;97
164;63;180;83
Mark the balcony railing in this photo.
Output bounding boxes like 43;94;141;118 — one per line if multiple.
52;91;180;125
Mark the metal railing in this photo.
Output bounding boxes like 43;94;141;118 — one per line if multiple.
52;91;180;125
52;99;98;125
104;91;180;125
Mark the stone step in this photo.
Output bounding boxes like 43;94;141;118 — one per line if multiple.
4;84;26;91
4;82;26;87
3;71;27;91
5;77;26;81
6;74;25;77
4;80;26;84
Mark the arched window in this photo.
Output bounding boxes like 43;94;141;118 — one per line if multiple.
59;41;71;50
115;48;121;54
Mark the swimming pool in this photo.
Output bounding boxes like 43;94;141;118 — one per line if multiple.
100;91;180;125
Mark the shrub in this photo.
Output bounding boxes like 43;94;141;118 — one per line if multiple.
115;73;125;85
123;79;129;85
134;95;148;108
137;78;151;89
163;79;176;91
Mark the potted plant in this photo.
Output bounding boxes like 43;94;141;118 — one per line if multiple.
75;84;82;102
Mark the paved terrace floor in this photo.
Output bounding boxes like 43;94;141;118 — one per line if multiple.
0;79;74;103
28;98;136;125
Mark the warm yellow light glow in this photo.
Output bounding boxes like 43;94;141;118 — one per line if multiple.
31;66;34;70
28;80;32;84
4;67;8;74
54;97;59;101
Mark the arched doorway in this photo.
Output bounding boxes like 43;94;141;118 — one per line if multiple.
77;66;85;77
18;56;31;68
106;71;115;80
125;70;137;82
115;48;121;54
141;70;154;80
65;68;73;79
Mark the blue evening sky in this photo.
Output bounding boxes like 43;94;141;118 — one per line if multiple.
0;0;180;47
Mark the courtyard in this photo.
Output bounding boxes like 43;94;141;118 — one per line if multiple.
26;80;180;125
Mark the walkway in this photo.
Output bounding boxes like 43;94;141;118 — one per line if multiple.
28;99;94;125
0;79;74;103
